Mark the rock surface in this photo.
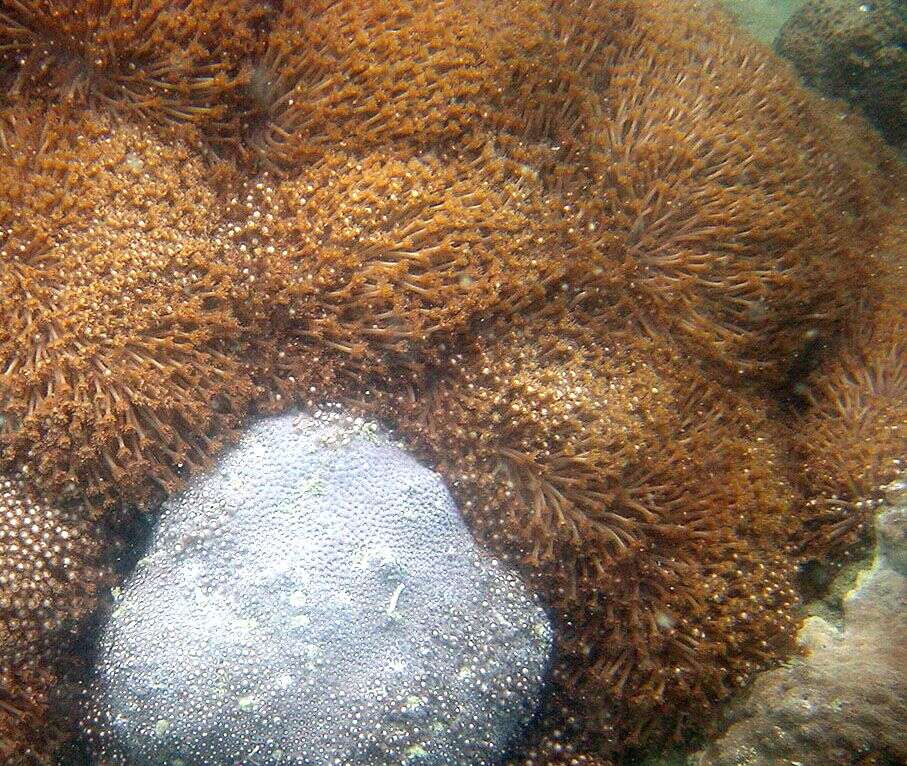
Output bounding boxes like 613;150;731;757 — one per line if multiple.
83;410;552;765
695;479;907;766
775;0;907;148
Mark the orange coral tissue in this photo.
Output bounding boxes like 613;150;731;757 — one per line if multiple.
0;0;904;763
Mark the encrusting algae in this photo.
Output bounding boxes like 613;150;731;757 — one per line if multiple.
0;0;904;763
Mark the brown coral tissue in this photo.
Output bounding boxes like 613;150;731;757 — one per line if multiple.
0;473;109;762
0;0;904;763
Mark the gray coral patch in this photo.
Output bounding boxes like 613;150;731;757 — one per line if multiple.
82;410;552;765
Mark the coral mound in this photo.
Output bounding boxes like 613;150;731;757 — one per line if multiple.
0;0;269;139
0;0;905;763
386;313;805;752
84;410;552;765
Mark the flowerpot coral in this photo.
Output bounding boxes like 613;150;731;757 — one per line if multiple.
0;0;904;763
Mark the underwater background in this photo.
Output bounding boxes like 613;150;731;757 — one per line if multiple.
0;0;904;765
720;0;807;42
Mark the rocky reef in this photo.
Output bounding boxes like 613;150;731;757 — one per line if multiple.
776;0;907;150
83;410;552;764
696;479;907;766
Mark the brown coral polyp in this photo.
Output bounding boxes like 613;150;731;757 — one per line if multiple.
373;314;802;746
0;0;272;142
0;472;109;761
0;0;904;763
0;102;259;510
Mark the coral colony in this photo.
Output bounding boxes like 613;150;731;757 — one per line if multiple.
84;411;552;765
0;1;904;764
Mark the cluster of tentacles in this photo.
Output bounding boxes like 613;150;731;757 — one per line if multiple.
0;0;904;763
